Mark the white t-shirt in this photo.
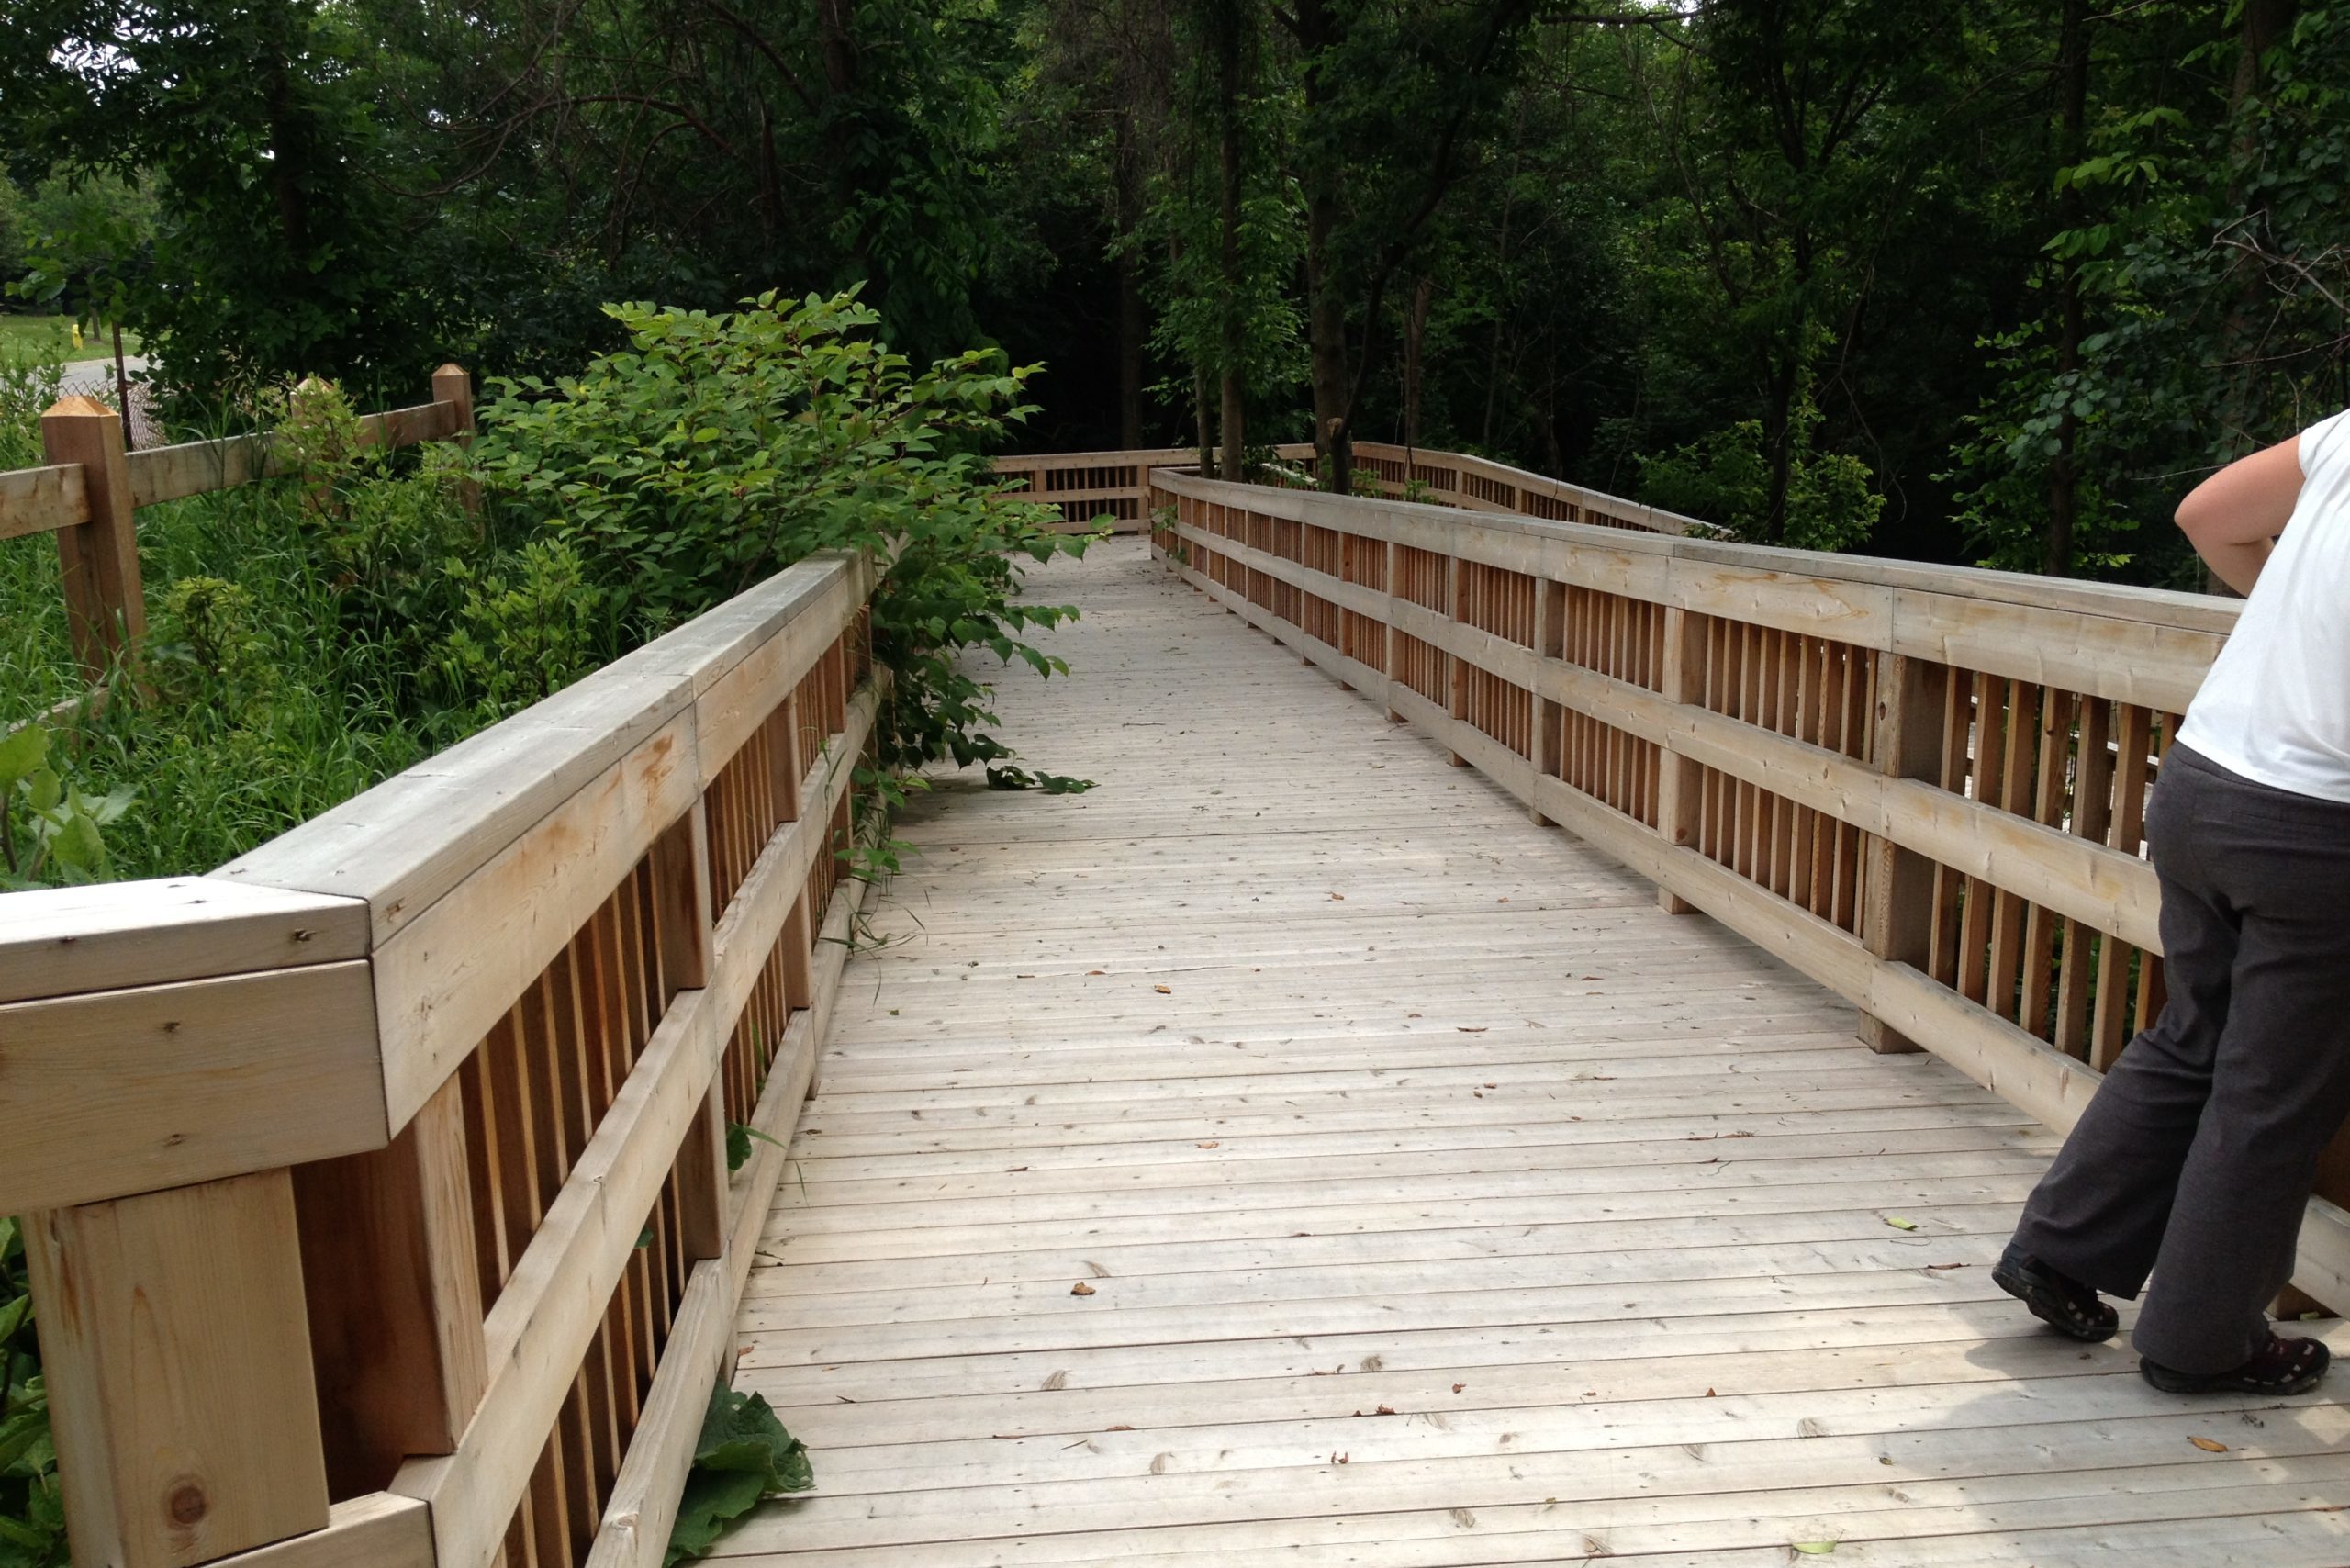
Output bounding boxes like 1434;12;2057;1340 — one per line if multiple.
2177;408;2350;802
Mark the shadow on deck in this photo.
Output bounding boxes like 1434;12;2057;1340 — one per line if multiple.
718;540;2350;1568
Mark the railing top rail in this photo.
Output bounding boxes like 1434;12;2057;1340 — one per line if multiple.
1151;466;2235;636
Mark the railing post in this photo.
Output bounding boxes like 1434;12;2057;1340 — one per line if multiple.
290;1075;490;1496
432;363;481;515
26;1170;330;1568
1654;606;1708;914
41;393;145;681
1861;654;1949;1053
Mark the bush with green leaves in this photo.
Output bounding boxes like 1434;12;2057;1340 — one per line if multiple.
1637;402;1884;555
472;288;1099;777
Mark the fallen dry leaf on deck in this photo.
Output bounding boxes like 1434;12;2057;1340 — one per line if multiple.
1330;892;1347;901
1458;1026;1489;1034
1069;1282;1097;1296
1154;984;1172;993
2189;1436;2229;1453
1106;1424;1134;1431
1452;1383;1467;1394
1197;1140;1221;1148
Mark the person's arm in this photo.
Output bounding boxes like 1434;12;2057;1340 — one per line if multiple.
2175;435;2306;594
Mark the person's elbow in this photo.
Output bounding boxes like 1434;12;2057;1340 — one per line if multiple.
2175;488;2221;543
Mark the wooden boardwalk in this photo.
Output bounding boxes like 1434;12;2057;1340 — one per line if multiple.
719;539;2350;1567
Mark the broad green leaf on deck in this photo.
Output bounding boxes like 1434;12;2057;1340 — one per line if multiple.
666;1381;814;1565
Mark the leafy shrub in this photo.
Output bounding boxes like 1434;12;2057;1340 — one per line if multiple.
435;540;604;717
473;288;1098;776
1638;405;1884;554
0;722;133;890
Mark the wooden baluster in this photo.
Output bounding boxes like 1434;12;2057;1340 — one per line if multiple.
291;1077;490;1498
42;394;146;681
651;801;727;1264
2018;688;2076;1038
1655;606;1707;915
2091;704;2155;1069
1860;655;1952;1054
28;1171;330;1568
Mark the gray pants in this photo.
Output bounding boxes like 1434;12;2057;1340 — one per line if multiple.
2011;743;2350;1373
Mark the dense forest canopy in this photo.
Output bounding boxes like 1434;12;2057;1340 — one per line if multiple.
3;0;2346;584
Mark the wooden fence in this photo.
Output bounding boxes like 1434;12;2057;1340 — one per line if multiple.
0;367;477;692
1;546;885;1568
994;441;1698;535
1149;468;2350;1312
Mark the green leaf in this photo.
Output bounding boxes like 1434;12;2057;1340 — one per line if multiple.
24;770;59;815
48;812;105;874
0;725;46;796
1792;1544;1838;1556
1884;1216;1919;1232
666;1382;814;1565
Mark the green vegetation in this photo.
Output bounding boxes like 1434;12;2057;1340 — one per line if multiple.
6;2;2343;583
667;1383;814;1567
0;1218;64;1568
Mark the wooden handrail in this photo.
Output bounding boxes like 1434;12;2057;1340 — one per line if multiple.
3;549;887;1568
992;440;1705;535
1148;469;2350;1318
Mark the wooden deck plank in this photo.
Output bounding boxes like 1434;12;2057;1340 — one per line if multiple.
727;539;2350;1564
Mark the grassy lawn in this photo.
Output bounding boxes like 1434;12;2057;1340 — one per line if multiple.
0;314;142;364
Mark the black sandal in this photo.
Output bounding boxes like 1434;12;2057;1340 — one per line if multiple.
1993;1243;2120;1343
2143;1334;2330;1395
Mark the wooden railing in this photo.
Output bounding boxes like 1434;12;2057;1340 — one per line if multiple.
1;551;884;1568
1149;468;2350;1311
0;367;477;692
995;442;1697;534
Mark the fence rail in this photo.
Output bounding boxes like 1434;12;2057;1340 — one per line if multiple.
0;365;476;689
2;545;885;1568
992;441;1699;534
1147;468;2350;1311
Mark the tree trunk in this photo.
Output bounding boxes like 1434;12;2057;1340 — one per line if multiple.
1404;274;1435;453
1292;0;1353;493
1195;360;1214;475
1214;0;1248;481
1761;348;1801;544
2043;0;2091;577
1113;116;1148;448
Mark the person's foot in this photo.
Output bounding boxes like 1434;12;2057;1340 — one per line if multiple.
2142;1333;2330;1395
1993;1242;2120;1342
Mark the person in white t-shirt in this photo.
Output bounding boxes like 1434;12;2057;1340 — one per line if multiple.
1996;409;2350;1396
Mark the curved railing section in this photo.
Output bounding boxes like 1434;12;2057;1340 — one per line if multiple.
1147;466;2350;1311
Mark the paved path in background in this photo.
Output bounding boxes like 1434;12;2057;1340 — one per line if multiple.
58;354;158;447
